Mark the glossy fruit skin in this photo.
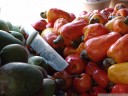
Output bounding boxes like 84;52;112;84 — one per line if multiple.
89;12;108;24
41;28;64;49
63;46;76;57
116;8;128;17
32;19;47;33
65;54;86;74
108;62;128;84
85;32;121;63
111;83;128;93
53;70;73;90
83;23;109;42
107;33;128;63
73;73;92;93
113;16;128;35
53;18;68;35
54;19;88;46
41;8;71;23
85;62;100;76
93;69;109;88
100;8;114;18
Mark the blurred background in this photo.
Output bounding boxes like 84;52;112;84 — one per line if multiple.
0;0;83;25
0;0;128;25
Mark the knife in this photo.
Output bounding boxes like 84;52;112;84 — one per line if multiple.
21;25;69;71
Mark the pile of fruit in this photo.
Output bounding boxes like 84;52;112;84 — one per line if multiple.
0;2;128;96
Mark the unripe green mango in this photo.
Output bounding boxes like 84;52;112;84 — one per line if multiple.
0;30;23;51
0;44;29;65
0;62;43;96
9;31;25;43
0;19;9;32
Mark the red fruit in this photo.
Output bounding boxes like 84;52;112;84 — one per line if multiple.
46;22;54;28
69;13;76;22
93;69;109;88
53;18;68;35
53;70;73;90
73;73;92;93
111;83;128;93
89;86;106;96
100;8;114;18
65;54;86;74
32;19;47;33
85;62;100;76
41;30;63;49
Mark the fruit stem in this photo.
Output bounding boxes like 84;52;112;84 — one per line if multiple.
40;11;47;19
124;16;128;25
53;35;64;44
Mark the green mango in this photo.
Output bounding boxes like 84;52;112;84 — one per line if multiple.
11;25;20;32
0;30;23;51
9;31;25;43
0;44;29;65
0;19;9;32
0;62;43;96
28;56;48;70
36;78;56;96
6;21;13;31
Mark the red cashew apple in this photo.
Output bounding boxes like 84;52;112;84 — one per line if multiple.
73;73;93;93
65;54;86;74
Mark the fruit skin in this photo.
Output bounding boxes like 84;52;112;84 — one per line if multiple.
0;19;9;32
53;19;88;46
89;12;108;24
28;56;48;70
85;62;100;76
111;83;128;93
32;19;47;33
108;62;128;84
85;32;121;63
107;34;128;63
36;78;56;96
53;70;73;90
73;73;92;93
93;69;109;88
28;56;49;78
32;65;48;78
65;54;86;74
83;23;109;42
53;18;68;35
6;21;13;31
41;8;71;23
0;62;43;96
9;31;25;43
112;16;128;35
0;30;23;51
0;44;29;65
41;28;63;49
11;25;20;32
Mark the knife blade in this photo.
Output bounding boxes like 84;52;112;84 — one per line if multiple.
21;25;69;71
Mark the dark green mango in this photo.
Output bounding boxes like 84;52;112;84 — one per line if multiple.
0;62;43;96
0;19;9;32
0;30;23;51
9;31;25;43
0;44;28;65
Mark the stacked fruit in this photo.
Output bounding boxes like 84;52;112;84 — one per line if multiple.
0;2;128;96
